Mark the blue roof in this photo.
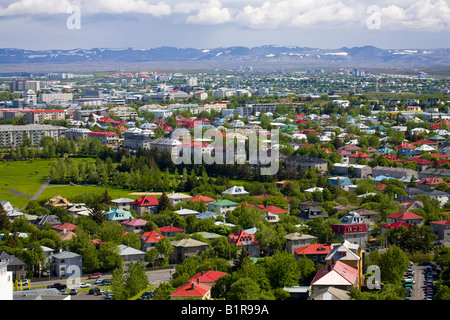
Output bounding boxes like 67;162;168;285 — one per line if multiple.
197;211;221;219
399;149;419;155
105;208;133;221
327;177;352;186
371;175;395;181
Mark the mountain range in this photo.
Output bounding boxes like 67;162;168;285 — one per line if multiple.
1;45;450;72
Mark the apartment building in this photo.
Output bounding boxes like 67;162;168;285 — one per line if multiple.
0;124;67;147
26;109;65;124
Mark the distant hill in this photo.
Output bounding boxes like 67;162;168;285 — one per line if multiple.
1;45;450;72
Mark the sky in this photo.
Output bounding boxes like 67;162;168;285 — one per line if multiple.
1;0;450;50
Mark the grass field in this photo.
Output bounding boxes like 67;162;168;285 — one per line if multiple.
37;185;142;203
0;160;53;209
0;159;142;209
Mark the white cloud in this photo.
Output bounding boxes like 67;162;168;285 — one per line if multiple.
0;0;172;17
0;0;72;16
2;0;450;31
186;0;232;24
381;0;450;31
84;0;171;16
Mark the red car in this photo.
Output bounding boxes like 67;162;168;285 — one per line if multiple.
88;272;102;279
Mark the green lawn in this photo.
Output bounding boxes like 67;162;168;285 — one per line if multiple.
0;160;53;208
0;159;143;209
37;185;142;203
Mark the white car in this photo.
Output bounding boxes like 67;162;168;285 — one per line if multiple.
94;279;102;285
79;283;91;288
21;279;30;286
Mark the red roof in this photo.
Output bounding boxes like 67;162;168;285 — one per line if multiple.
430;220;450;225
405;158;434;165
264;205;288;214
387;211;423;221
349;151;371;158
159;225;185;233
413;139;437;145
170;282;211;298
52;223;77;232
29;109;64;113
312;260;358;286
376;184;387;191
294;243;332;256
189;195;216;202
396;142;417;149
228;230;258;246
418;177;446;185
141;230;164;243
88;131;119;137
121;218;147;227
131;196;159;207
382;221;410;229
188;270;227;284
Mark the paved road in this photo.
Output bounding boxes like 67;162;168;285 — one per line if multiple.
26;268;173;300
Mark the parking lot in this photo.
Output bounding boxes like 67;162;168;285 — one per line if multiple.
408;264;436;300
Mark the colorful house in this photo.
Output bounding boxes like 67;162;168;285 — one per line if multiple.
131;196;159;215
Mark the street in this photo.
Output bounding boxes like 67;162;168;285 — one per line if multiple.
23;267;174;300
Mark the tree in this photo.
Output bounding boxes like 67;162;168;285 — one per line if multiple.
155;236;174;265
260;251;302;289
227;277;262;300
111;267;129;300
89;202;106;225
378;245;409;284
158;191;172;212
0;204;11;231
153;281;175;300
126;261;149;297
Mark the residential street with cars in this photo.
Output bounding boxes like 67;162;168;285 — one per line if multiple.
22;268;173;300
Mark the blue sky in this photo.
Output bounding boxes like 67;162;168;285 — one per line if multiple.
1;0;450;50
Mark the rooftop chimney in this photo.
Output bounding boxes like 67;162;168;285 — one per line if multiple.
191;282;195;290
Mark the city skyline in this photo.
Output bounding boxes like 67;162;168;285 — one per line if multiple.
1;0;450;51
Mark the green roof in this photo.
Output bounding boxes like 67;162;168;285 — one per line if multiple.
209;199;238;206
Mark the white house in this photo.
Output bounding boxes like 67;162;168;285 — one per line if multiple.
222;186;249;197
0;262;12;300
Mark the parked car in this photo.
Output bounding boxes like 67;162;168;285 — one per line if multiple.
69;289;78;295
101;279;112;286
21;279;30;286
79;282;91;288
419;261;432;266
98;288;106;295
47;283;67;291
88;272;102;279
138;291;153;300
94;278;103;285
88;288;101;295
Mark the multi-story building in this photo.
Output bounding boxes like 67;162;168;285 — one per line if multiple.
333;163;372;178
10;80;40;92
0;124;67;146
26;109;65;124
149;138;181;156
39;92;73;105
64;128;92;140
285;156;328;172
87;131;120;145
